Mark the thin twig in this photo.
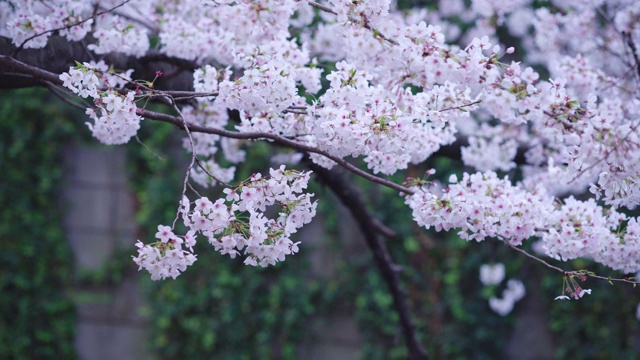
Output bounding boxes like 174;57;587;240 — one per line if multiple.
135;135;165;161
167;97;198;229
307;1;336;15
194;157;233;187
44;81;91;111
153;90;218;98
282;109;308;115
104;4;157;32
187;182;202;198
439;99;482;112
565;120;640;184
508;244;639;285
508;245;566;273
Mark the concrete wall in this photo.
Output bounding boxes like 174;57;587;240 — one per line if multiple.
63;144;148;360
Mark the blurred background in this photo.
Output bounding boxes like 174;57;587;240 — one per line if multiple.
2;87;640;360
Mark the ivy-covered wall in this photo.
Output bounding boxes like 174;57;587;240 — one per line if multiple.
0;89;77;360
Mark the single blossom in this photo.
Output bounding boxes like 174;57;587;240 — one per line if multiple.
479;263;506;286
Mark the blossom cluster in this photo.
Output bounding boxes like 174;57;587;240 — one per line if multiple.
4;0;151;56
553;273;592;301
329;0;390;25
408;172;640;273
87;19;149;58
217;60;298;114
543;198;640;274
311;61;474;175
59;61;141;145
132;225;197;281
133;167;317;279
161;0;301;63
406;171;554;245
5;1;93;48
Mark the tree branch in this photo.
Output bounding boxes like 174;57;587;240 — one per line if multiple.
1;49;529;169
622;31;640;83
508;244;639;286
0;53;63;85
135;107;414;195
0;55;417;195
306;160;428;360
1;37;195;91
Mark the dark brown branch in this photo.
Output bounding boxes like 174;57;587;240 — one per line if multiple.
0;55;434;195
1;37;195;91
139;53;199;71
306;160;428;360
0;53;64;86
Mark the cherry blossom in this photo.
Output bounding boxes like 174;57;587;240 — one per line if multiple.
58;61;141;145
554;272;593;301
479;263;505;286
488;279;526;316
4;0;640;285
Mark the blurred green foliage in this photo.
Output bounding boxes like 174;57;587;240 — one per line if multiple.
0;89;77;360
542;262;640;360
